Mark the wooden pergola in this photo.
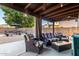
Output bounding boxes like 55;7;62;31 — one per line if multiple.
1;3;79;38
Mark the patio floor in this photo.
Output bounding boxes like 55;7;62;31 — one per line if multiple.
0;34;72;56
19;47;72;56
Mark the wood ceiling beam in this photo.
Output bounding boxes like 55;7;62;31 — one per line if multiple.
45;4;79;17
49;8;79;18
34;4;45;13
48;11;79;18
56;16;78;21
40;4;68;15
1;4;24;12
24;3;31;9
0;4;39;17
53;11;79;19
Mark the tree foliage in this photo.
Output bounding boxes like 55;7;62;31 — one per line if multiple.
1;6;35;28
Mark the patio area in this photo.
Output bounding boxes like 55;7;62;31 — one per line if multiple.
0;3;79;56
19;47;72;56
0;34;72;56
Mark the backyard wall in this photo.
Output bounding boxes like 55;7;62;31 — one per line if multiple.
42;19;79;36
0;26;79;36
0;28;35;35
0;19;79;36
42;27;79;36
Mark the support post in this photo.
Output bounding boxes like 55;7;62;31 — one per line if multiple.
75;13;79;33
35;16;42;38
76;13;79;33
53;21;55;36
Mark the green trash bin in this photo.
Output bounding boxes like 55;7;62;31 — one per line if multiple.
72;35;79;56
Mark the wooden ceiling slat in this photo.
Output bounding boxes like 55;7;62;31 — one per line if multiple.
24;3;31;9
49;8;79;18
56;12;78;19
40;4;68;15
1;4;24;12
1;3;79;22
45;4;79;17
0;4;37;17
33;4;45;13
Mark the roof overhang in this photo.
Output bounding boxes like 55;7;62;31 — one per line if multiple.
0;3;79;22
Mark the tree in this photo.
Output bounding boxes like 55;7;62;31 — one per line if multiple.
1;6;35;28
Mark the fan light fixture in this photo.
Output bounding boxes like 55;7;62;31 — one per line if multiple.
60;3;63;7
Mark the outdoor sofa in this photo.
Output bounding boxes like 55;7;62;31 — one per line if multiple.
24;34;44;54
41;33;69;46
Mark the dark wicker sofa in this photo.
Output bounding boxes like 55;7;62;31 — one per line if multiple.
41;33;69;46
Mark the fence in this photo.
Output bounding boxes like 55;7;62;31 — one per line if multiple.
0;27;79;36
42;27;79;36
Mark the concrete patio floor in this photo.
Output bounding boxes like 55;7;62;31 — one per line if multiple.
19;47;72;56
0;34;72;56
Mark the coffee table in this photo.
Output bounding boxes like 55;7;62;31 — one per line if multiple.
51;41;71;52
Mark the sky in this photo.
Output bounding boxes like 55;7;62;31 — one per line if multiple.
42;20;47;25
0;8;6;25
0;8;50;25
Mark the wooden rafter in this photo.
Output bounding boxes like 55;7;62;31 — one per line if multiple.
56;12;79;19
40;4;68;15
1;3;79;22
49;8;79;18
34;4;45;13
1;4;24;12
45;4;79;17
0;3;39;17
24;3;31;9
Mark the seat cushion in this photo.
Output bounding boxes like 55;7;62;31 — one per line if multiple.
34;41;43;47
